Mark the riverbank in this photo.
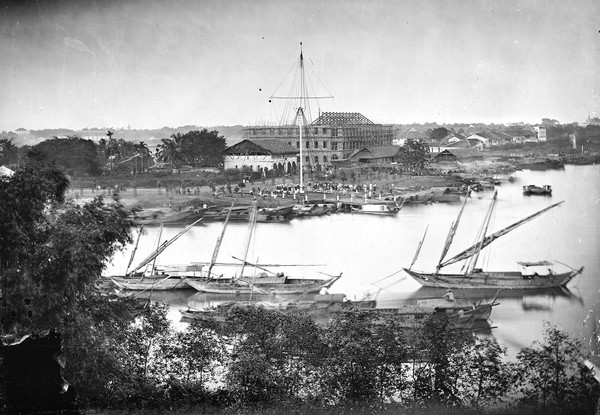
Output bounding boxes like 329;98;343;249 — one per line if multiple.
66;172;469;223
66;153;596;220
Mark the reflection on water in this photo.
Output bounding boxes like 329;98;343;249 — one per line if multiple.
107;165;600;358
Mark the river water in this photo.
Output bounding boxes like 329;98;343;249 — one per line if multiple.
106;164;600;359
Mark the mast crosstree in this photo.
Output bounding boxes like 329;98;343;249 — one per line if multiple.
269;42;334;193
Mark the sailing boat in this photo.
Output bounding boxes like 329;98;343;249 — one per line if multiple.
404;190;584;289
111;218;204;291
186;204;342;295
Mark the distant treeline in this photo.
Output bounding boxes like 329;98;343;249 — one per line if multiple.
0;129;227;177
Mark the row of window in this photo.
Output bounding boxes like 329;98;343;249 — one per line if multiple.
287;140;332;149
248;127;346;136
247;127;393;140
342;140;387;150
233;153;339;171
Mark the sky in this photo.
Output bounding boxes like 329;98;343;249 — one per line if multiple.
0;0;599;131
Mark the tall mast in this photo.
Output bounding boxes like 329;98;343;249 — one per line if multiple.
239;205;258;278
409;225;429;271
298;41;305;194
466;191;498;276
269;41;334;194
298;108;304;193
125;225;144;275
208;202;234;278
436;188;469;273
440;199;564;269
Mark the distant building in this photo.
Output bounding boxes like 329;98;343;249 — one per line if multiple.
223;139;299;176
501;126;538;143
431;148;484;161
14;128;29;137
345;145;400;164
434;150;458;163
242;112;394;168
535;126;547;142
465;133;491;148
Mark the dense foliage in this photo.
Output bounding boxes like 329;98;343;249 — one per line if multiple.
156;129;226;169
396;139;431;174
45;302;598;413
31;136;102;176
0;139;18;166
0;165;132;334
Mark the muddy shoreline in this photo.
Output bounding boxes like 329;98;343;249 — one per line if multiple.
66;155;595;224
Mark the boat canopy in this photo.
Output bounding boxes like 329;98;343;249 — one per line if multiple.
517;261;553;267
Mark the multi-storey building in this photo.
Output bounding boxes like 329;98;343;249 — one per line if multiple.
241;112;394;168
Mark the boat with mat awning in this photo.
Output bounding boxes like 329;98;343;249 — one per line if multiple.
404;190;583;289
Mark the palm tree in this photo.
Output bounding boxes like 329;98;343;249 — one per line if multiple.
136;141;149;173
106;137;120;173
156;138;181;171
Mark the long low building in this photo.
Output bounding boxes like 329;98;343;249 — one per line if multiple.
343;145;401;164
223;139;299;176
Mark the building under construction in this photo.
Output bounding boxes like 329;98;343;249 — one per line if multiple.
242;111;394;168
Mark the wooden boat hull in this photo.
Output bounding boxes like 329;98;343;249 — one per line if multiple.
416;298;493;321
186;276;339;295
111;276;193;291
201;206;294;223
523;185;552;195
351;203;399;215
403;268;582;289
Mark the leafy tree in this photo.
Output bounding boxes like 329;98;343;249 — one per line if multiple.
430;127;449;142
30;136;101;176
174;129;227;167
396;139;430;175
0;164;132;334
0;138;18;166
165;320;226;387
0;163;137;409
514;323;600;414
223;305;322;405
156;137;182;169
410;314;473;406
318;310;385;405
541;118;560;127
455;337;514;407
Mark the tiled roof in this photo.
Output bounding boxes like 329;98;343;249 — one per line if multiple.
447;140;471;148
466;138;484;147
311;112;375;126
431;148;483;160
348;145;400;160
224;139;299;155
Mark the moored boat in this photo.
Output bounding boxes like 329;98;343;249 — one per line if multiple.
109;218;204;291
179;293;374;323
404;190;583;290
523;184;552;195
186;271;342;295
404;267;580;290
351;201;400;216
200;205;294;222
111;274;194;291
